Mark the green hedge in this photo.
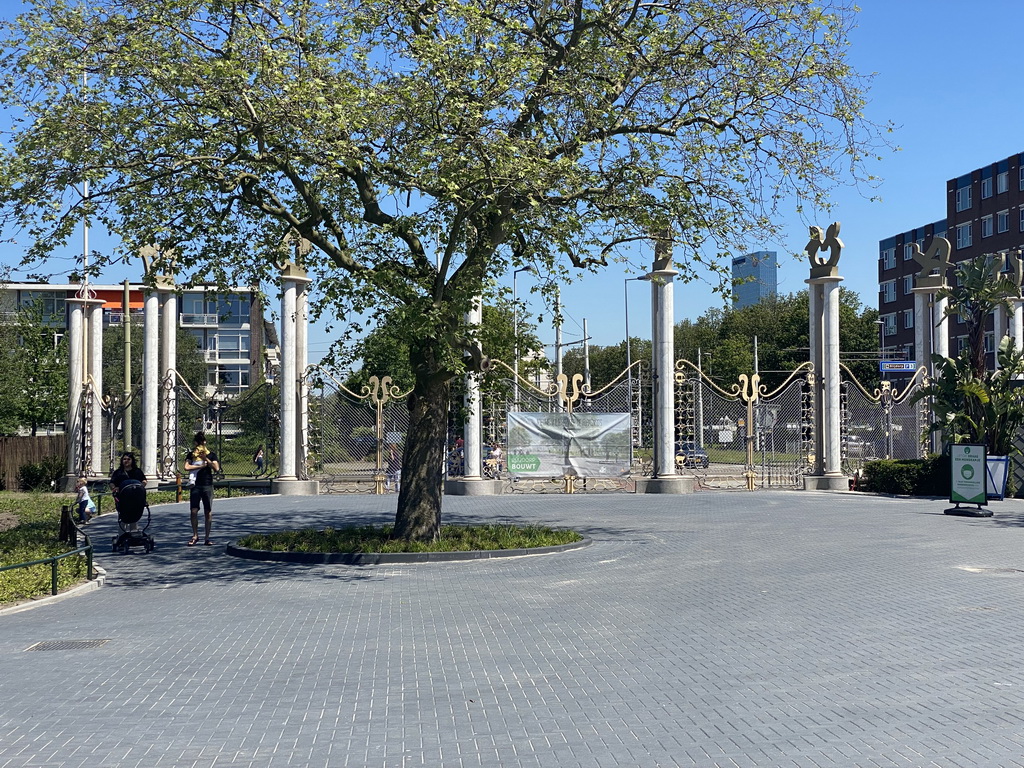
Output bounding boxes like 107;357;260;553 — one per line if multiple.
858;455;950;496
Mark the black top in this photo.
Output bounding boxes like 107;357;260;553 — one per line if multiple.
187;451;219;487
110;466;146;489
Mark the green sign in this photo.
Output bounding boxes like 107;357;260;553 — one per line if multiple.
950;444;987;504
508;454;542;473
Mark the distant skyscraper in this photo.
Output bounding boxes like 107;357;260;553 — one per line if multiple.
731;251;778;309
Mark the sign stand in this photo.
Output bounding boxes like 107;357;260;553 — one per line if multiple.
945;443;993;517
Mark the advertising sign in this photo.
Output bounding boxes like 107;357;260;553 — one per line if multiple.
950;444;987;505
879;361;917;372
507;412;631;477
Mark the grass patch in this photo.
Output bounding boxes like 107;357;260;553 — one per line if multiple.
238;524;583;554
1;485;260;606
0;491;87;605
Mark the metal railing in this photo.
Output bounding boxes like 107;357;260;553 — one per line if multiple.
0;509;94;597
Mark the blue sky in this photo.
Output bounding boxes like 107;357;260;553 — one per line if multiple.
3;1;1021;364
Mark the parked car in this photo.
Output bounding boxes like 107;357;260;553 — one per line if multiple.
676;441;710;469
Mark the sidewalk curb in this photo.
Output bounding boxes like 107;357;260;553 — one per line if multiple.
225;536;592;565
0;565;106;617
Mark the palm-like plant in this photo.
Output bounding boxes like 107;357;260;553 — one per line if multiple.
913;255;1024;455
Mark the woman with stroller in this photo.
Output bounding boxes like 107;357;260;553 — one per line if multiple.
110;452;146;530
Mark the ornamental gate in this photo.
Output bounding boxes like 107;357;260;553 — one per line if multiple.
673;361;815;489
307;372;411;494
475;361;649;494
840;366;929;473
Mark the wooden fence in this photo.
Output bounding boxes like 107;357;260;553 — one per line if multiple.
0;435;66;491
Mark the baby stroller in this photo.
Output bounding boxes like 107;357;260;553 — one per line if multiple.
111;480;155;554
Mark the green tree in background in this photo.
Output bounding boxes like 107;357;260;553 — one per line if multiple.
569;289;879;393
0;0;888;539
0;300;68;436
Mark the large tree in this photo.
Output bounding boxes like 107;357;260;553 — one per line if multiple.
0;0;885;539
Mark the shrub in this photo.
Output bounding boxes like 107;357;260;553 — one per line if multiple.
17;455;66;491
859;455;950;497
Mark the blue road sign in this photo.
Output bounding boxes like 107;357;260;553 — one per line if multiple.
879;361;916;372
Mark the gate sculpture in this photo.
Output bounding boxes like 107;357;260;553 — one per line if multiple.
674;360;815;489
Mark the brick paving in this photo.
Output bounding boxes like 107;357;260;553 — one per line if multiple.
4;490;1024;767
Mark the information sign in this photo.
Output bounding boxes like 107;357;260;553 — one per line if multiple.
879;361;917;372
950;444;987;505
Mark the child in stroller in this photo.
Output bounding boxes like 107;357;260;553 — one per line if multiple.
111;480;155;554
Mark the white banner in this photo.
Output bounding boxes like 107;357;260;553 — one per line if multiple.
506;412;631;476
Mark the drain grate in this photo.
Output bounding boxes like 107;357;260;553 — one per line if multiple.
25;639;110;652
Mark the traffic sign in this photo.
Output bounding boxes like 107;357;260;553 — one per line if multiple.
879;361;916;372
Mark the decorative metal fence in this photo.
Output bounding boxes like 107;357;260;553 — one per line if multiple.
674;361;814;489
840;366;928;473
307;372;411;494
474;360;646;494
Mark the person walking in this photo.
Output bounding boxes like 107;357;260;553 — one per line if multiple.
184;432;220;546
75;478;96;523
253;445;265;476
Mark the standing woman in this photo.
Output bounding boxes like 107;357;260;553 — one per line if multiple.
184;432;220;546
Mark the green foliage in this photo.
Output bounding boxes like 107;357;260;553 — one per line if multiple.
238;524;582;554
566;289;878;390
915;256;1024;456
859;455;950;496
0;299;68;436
0;492;87;604
103;319;208;399
17;455;66;491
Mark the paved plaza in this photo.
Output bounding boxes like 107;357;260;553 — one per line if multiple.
4;490;1024;767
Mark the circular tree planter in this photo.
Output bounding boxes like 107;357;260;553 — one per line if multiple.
226;536;592;565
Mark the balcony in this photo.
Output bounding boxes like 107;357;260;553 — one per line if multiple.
181;313;219;327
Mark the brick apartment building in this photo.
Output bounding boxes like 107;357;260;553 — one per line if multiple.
879;152;1024;378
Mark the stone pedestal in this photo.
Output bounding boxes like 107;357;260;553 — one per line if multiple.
636;477;694;494
445;479;502;496
271;479;320;496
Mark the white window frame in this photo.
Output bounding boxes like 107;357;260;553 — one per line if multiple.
903;275;914;295
985;331;995;353
882;313;897;337
982;176;993;199
982;215;994;238
998;171;1009;194
881;247;896;270
956;222;972;249
881;281;896;303
904;310;914;329
998;210;1010;233
956;186;972;212
903;243;915;261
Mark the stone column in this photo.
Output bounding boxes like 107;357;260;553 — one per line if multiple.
639;233;691;494
271;263;318;495
141;288;160;478
807;283;824;477
821;277;843;478
296;279;309;477
803;223;848;491
158;276;177;477
88;299;104;477
63;298;86;490
446;295;500;495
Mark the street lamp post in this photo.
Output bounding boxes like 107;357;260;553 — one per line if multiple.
875;318;886;380
513;267;535;408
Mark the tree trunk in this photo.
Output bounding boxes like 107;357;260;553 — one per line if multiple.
392;359;451;542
